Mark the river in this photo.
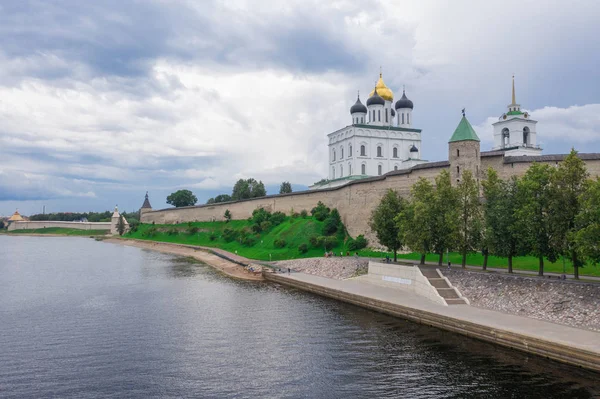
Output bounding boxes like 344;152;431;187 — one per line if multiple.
0;236;598;398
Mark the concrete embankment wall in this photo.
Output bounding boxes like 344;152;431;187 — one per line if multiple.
8;221;111;232
356;262;446;306
264;272;600;372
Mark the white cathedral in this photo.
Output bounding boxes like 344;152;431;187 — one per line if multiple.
310;74;542;189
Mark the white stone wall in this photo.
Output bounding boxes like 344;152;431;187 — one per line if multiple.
8;221;111;232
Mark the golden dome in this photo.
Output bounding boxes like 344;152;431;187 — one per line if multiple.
369;73;394;102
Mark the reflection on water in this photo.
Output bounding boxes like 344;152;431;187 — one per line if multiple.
0;236;598;398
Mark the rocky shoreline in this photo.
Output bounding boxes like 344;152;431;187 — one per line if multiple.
273;257;368;280
444;269;600;332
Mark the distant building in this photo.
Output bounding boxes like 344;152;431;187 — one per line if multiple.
6;210;25;228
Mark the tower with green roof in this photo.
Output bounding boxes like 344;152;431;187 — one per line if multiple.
449;110;481;185
491;76;542;156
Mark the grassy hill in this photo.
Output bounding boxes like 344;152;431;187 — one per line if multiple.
125;213;366;261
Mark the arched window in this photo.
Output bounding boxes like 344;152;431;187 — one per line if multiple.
361;164;366;175
378;110;381;121
377;146;382;157
457;149;460;157
332;149;336;161
360;145;366;156
349;144;352;157
348;163;352;175
385;109;388;123
402;113;405;124
361;117;364;123
340;165;343;177
341;147;344;159
372;110;375;121
407;113;410;124
394;165;398;171
332;166;335;178
502;128;510;148
523;127;530;146
393;147;398;158
378;165;382;175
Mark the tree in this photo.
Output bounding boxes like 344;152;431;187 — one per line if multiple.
482;169;523;273
516;163;556;275
166;190;197;207
224;209;232;222
0;220;4;229
398;177;435;265
455;170;482;268
549;149;589;279
430;170;459;265
370;189;407;261
311;201;330;221
117;214;126;236
279;182;293;194
575;177;600;264
207;194;232;204
232;178;267;200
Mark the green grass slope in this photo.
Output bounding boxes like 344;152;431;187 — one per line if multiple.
125;217;362;261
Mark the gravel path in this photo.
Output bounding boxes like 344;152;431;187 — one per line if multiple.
444;269;600;332
273;257;368;279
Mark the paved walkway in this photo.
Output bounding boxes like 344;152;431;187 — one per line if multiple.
274;271;600;355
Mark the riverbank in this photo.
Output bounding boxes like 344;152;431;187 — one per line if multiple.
104;238;264;281
264;270;600;372
2;227;109;236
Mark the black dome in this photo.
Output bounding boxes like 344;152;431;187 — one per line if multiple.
395;90;414;110
410;144;419;152
350;95;367;114
367;87;385;106
391;108;396;117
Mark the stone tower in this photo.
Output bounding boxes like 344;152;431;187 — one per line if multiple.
140;191;152;219
449;112;481;186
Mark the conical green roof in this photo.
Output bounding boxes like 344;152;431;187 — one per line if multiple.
449;116;480;143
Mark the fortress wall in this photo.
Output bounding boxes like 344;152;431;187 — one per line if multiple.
141;163;448;240
141;156;600;241
8;221;111;232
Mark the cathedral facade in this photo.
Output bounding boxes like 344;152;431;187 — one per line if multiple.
312;73;427;189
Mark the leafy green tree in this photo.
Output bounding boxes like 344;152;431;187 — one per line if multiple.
117;214;126;236
516;163;556;275
370;189;408;262
323;209;342;235
166;190;198;207
224;209;232;222
279;182;293;194
455;170;482;268
232;178;267;200
398;177;435;265
482;169;524;273
431;170;459;265
575;177;600;264
549;149;589;279
207;194;232;204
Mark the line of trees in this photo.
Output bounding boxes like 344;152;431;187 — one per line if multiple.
370;149;599;279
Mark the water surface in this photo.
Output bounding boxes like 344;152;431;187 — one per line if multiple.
0;236;598;398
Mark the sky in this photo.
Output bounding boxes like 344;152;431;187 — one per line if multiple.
1;0;600;216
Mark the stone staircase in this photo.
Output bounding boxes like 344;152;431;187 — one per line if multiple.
419;268;468;305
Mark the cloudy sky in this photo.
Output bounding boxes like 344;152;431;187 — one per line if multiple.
1;0;599;216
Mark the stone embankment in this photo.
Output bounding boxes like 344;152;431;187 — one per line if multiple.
444;269;600;332
273;257;368;279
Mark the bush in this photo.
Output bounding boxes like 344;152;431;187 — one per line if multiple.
298;243;308;253
167;227;179;236
187;223;200;235
144;226;158;237
241;234;258;246
309;235;319;247
129;220;140;233
315;235;337;250
311;201;330;221
274;238;287;248
300;209;308;218
224;209;232;222
209;232;217;241
270;211;286;226
251;208;271;225
348;235;368;251
222;228;237;242
260;221;272;232
292;212;300;219
323;217;339;235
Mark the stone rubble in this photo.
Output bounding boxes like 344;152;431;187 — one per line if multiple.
444;269;600;332
273;257;368;280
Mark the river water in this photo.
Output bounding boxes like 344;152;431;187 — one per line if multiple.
0;236;598;398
